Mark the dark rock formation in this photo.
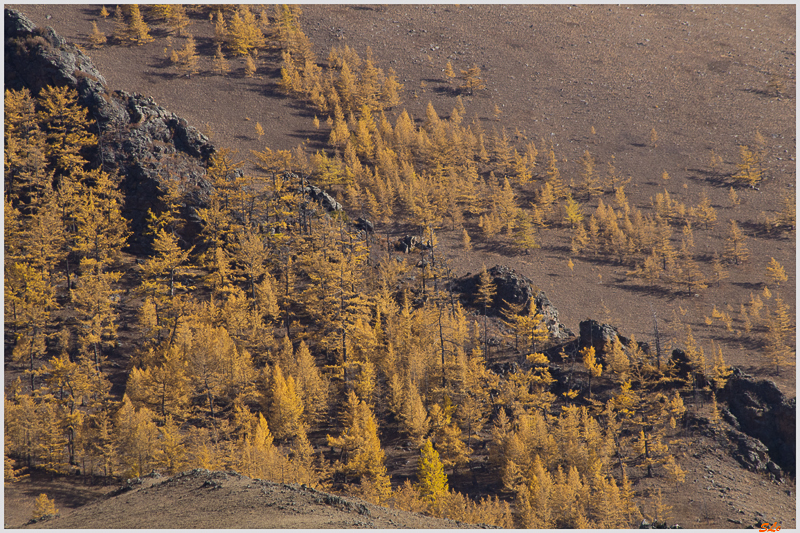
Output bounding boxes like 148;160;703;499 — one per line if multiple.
578;319;651;361
718;368;795;475
579;320;621;358
5;8;215;252
393;235;419;254
454;265;573;341
354;217;374;234
668;349;693;381
304;186;343;213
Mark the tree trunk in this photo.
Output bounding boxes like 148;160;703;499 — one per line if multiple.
438;305;446;389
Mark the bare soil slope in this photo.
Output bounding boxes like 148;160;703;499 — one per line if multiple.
8;470;471;529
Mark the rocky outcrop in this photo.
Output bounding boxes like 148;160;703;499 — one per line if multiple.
578;319;651;361
304;185;343;213
5;8;215;251
454;265;573;341
718;368;795;476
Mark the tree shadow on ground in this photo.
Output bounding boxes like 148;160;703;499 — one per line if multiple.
731;280;762;291
686;168;733;188
616;281;680;301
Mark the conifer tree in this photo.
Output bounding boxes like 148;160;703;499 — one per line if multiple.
32;494;59;520
581;346;602;396
172;34;199;76
401;380;430;446
564;194;584;228
733;145;761;188
459;65;486;95
513;211;539;255
443;61;456;84
327;392;392;500
72;260;121;373
380;68;403;109
141;228;193;301
244;54;257;78
724;220;749;265
111;5;128;43
88;21;107;48
127;5;154;45
476;265;497;356
765;257;788;286
154;415;186;474
693;193;717;229
579;150;602;198
288;340;329;423
167;4;190;36
211;44;231;75
114;395;158;478
268;364;305;441
417;439;449;510
428;403;469;471
37;85;96;174
226;6;264;57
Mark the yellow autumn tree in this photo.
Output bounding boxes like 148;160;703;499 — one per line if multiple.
327;391;392;501
32;494;59;521
459;64;486;95
268;364;305;441
417;439;449;513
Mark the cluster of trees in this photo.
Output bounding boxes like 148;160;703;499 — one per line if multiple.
4;83;707;527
